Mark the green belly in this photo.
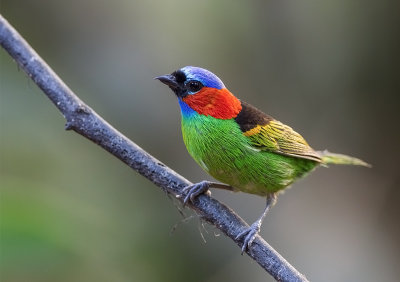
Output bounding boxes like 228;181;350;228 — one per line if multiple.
181;115;318;196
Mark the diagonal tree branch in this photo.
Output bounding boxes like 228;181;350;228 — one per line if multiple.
0;15;308;282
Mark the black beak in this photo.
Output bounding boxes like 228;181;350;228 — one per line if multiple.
155;74;179;90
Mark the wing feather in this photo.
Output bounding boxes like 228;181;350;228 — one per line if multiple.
235;101;321;162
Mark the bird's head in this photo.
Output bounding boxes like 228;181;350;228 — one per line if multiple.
156;66;242;119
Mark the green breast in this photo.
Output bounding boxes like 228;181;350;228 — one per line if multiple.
181;114;317;196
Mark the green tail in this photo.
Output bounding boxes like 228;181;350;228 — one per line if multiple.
319;150;371;167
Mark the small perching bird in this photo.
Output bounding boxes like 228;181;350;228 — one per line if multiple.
156;66;370;252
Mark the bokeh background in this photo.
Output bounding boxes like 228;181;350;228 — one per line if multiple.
1;1;399;281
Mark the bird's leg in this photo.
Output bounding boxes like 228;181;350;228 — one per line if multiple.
235;194;277;253
181;181;234;205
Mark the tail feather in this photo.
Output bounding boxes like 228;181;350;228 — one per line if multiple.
318;150;371;167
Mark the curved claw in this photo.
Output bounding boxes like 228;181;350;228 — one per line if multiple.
182;181;211;205
235;223;260;254
235;194;276;254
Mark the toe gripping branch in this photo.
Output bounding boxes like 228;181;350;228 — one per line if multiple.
181;181;235;205
236;194;277;253
182;180;211;205
180;181;277;254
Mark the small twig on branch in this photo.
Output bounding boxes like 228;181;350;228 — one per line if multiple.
0;15;308;282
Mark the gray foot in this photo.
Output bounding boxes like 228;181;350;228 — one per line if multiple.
182;180;211;205
235;194;277;253
235;221;261;254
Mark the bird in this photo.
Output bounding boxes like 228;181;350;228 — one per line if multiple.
155;66;370;253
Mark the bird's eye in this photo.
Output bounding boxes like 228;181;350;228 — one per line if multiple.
186;80;203;93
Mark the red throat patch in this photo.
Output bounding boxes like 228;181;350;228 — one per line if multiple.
182;87;242;119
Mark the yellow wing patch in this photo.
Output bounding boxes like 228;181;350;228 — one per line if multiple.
244;120;321;162
243;125;263;137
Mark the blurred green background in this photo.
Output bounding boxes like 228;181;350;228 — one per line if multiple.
1;1;399;281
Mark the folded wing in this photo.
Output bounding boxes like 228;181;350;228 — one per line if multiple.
234;101;321;162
